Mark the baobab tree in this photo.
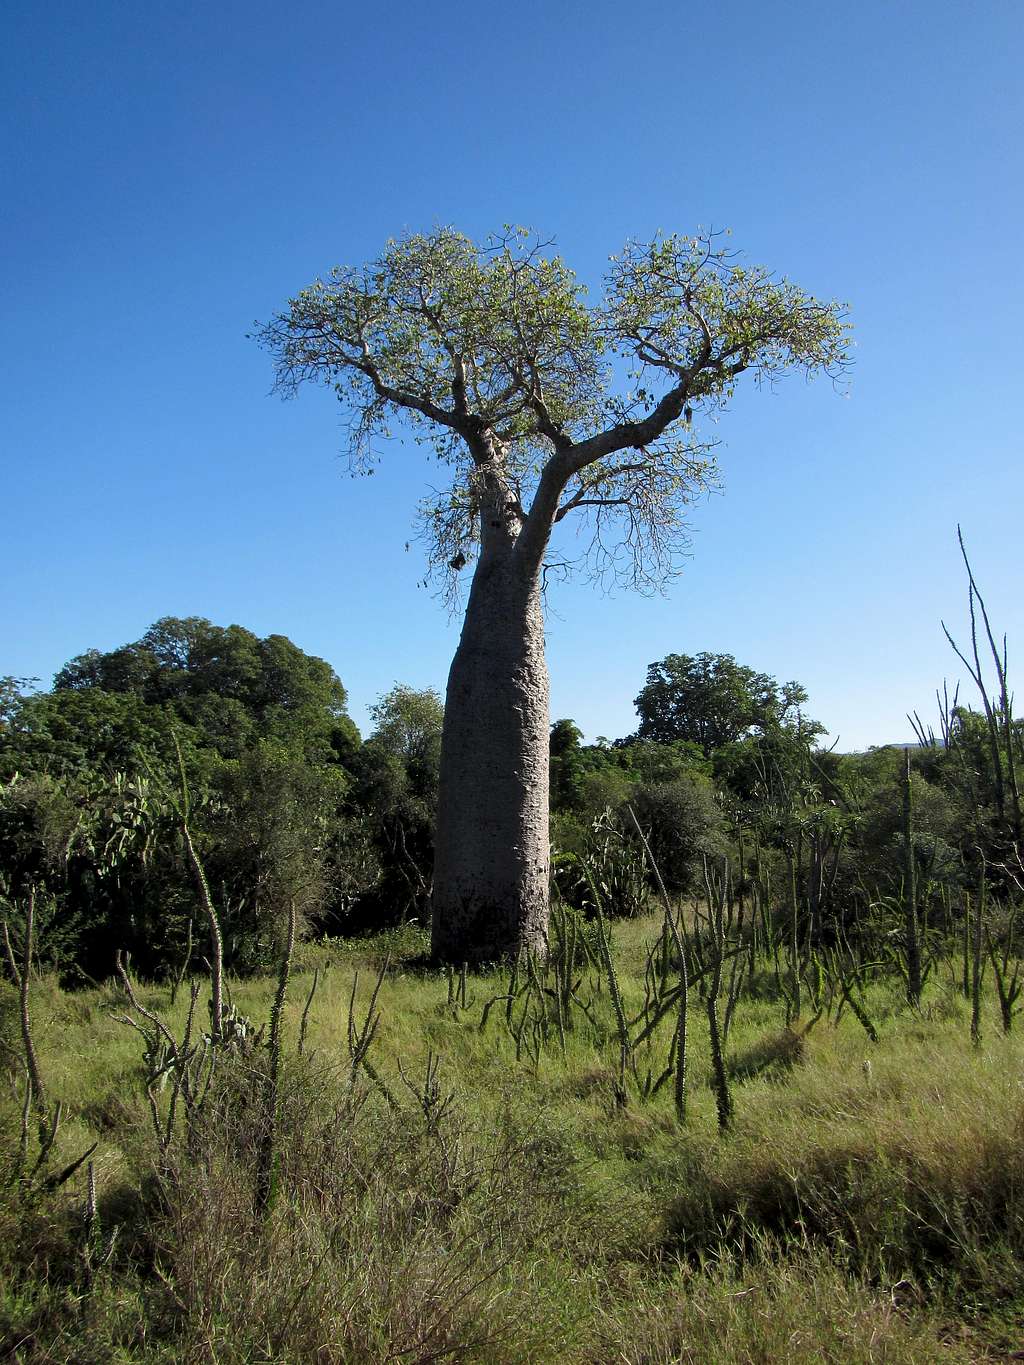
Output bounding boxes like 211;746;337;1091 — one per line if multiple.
257;227;849;963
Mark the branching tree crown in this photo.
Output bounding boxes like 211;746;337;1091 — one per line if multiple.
257;227;849;596
634;651;816;757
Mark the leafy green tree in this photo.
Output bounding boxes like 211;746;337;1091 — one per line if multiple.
618;737;711;784
549;719;585;812
1;677;38;730
258;225;849;962
634;652;811;757
52;617;356;764
366;685;444;793
54;646;158;694
578;766;635;820
1;621;362;976
550;726;721;901
351;686;444;925
0;687;192;781
209;741;352;968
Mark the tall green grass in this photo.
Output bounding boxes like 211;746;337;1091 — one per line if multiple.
1;913;1021;1361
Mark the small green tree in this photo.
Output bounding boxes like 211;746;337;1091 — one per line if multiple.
629;775;724;894
549;719;586;812
211;741;351;968
353;686;444;924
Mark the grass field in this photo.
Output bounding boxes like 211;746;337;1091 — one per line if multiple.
2;914;1022;1362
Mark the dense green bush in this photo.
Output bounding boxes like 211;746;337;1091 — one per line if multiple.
628;774;725;893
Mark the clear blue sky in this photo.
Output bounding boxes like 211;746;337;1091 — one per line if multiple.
3;0;1021;749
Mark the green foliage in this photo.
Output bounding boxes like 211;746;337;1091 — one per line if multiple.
629;775;725;894
855;754;960;889
0;678;37;731
577;764;634;820
573;810;650;920
0;619;363;977
1;687;189;780
258;226;848;593
620;736;711;783
207;742;352;968
549;718;586;812
52;617;352;762
634;651;814;756
349;685;444;927
366;684;443;794
0;766;189;978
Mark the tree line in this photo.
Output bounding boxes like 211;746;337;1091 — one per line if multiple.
2;616;1019;982
0;618;435;978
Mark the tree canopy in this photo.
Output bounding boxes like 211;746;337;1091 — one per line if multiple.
633;651;814;756
258;227;849;596
0;619;363;977
45;616;357;765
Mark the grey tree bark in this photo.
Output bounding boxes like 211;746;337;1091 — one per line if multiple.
431;464;551;964
431;558;549;963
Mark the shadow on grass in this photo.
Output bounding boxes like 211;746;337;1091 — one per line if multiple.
727;1027;806;1083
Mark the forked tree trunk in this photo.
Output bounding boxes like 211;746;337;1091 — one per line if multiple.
431;546;550;964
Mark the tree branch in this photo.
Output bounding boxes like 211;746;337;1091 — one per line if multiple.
557;495;633;516
352;348;467;433
554;462;651;521
258;227;849;592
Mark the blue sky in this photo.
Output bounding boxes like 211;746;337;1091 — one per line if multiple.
3;0;1021;749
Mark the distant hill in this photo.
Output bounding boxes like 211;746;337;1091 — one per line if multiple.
834;740;926;756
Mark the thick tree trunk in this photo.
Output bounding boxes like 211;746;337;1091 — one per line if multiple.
431;547;550;964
